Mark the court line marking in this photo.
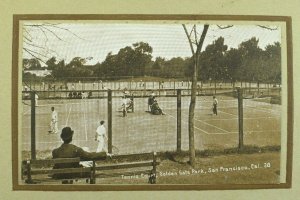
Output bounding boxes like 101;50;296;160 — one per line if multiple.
245;105;281;116
218;109;237;117
65;104;72;126
201;105;238;117
200;116;279;122
165;112;209;134
182;113;230;133
175;112;279;135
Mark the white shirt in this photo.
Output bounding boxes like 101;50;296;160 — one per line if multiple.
51;110;58;122
213;98;218;105
96;125;106;137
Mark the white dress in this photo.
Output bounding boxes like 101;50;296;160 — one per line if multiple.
96;125;107;152
50;110;58;133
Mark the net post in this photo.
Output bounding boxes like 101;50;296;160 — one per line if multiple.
177;89;182;152
107;89;112;153
236;87;244;149
30;91;36;160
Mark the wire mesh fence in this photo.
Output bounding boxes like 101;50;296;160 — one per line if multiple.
21;86;281;158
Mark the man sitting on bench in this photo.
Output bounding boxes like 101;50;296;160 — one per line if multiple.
52;127;111;183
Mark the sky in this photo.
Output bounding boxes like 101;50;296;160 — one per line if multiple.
22;22;281;66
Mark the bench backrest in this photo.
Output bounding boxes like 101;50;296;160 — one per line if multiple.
92;152;159;184
22;152;159;184
22;157;93;184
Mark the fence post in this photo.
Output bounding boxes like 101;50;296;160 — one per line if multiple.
31;91;36;160
174;81;176;95
177;89;182;152
107;90;112;153
237;87;244;149
90;161;96;184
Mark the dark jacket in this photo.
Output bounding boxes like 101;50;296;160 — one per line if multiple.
52;143;107;179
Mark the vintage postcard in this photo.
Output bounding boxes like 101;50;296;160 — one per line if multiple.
12;15;293;190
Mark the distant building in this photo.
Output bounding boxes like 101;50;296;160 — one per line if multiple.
24;69;52;77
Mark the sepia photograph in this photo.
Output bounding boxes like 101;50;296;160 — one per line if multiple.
12;15;292;190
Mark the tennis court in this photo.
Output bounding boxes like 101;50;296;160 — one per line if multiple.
21;95;281;154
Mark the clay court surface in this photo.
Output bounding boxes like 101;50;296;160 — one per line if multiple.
21;95;281;154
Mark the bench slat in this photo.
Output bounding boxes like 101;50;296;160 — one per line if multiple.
23;152;158;184
109;152;155;160
31;167;91;175
29;158;81;165
94;160;154;170
95;169;152;178
28;177;90;184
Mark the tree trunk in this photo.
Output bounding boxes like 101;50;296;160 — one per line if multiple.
183;24;209;167
188;61;197;166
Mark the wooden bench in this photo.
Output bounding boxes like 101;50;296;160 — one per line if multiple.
22;157;93;184
22;152;159;184
91;152;159;184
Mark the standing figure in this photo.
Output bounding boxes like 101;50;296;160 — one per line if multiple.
122;96;128;117
35;93;39;106
212;96;218;115
95;121;107;152
49;107;58;134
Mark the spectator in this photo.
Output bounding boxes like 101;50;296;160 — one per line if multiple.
52;127;111;180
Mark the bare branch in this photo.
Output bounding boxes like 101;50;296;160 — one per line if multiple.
24;41;54;52
40;22;62;26
37;26;49;43
23;48;47;65
22;27;32;40
50;25;88;41
194;26;198;46
257;25;278;31
182;24;196;55
217;25;234;29
23;35;33;43
196;25;209;54
41;26;64;41
25;23;87;41
24;48;49;58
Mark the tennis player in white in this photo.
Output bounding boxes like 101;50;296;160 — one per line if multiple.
49;107;58;134
95;120;108;152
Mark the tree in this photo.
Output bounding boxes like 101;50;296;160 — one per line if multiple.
182;24;209;166
22;58;42;70
224;48;243;84
199;37;228;82
97;42;153;78
263;42;281;83
238;37;263;83
131;42;153;76
45;57;57;70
